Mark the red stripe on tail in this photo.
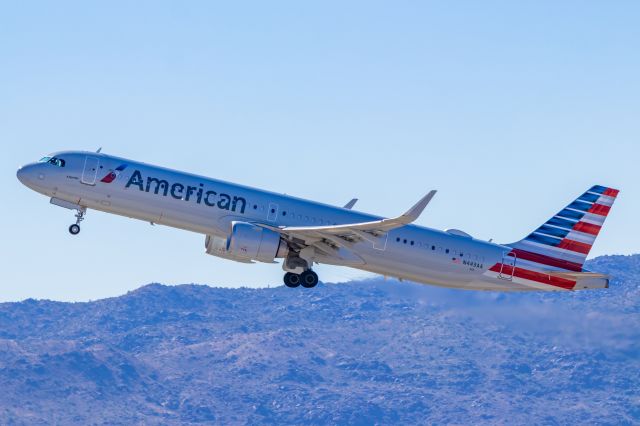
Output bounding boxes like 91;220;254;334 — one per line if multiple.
572;222;601;236
558;239;592;254
588;203;611;216
489;264;576;290
603;188;619;197
509;249;583;272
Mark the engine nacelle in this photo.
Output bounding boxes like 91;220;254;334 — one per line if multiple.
205;234;254;263
205;222;287;264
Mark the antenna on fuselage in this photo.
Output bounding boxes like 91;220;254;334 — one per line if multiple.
96;147;102;153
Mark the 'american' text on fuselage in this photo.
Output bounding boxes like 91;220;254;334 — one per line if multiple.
125;170;247;213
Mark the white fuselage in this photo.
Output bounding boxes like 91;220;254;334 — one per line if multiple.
17;151;540;291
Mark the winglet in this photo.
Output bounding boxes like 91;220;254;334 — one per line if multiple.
343;198;358;209
398;190;437;225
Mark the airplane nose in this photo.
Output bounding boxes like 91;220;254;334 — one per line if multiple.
17;164;40;188
16;166;26;185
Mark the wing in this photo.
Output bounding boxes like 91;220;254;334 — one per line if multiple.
257;190;437;261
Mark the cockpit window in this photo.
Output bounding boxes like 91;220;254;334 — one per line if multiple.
39;156;65;167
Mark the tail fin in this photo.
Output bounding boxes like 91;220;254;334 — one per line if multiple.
509;185;619;272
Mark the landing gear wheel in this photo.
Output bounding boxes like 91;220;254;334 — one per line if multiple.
301;270;319;288
69;207;86;236
69;224;81;235
283;272;301;288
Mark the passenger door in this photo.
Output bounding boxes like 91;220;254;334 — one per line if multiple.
81;156;100;185
498;252;517;280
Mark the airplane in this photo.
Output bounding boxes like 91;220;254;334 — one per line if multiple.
17;150;619;291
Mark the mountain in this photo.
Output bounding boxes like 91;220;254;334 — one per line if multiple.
0;255;638;425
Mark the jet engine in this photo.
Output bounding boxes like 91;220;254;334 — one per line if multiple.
205;221;288;263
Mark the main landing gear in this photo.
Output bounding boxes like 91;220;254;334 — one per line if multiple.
68;208;86;235
283;270;319;289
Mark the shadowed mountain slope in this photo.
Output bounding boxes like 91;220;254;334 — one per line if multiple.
0;255;638;424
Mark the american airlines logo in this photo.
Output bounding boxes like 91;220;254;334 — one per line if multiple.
101;164;128;183
125;170;247;214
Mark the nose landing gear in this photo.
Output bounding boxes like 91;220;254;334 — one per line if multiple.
68;208;86;235
283;270;319;289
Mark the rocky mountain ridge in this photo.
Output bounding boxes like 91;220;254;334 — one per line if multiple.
0;254;638;424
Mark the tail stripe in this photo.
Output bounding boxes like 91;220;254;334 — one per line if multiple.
589;185;608;194
537;225;571;238
588;204;611;216
529;228;598;246
557;208;584;220
595;195;616;206
488;264;575;289
557;239;592;254
527;233;562;246
548;216;579;229
527;235;593;255
563;230;597;245
578;192;601;203
567;200;593;212
572;222;601;235
517;240;586;263
510;248;583;272
580;212;607;226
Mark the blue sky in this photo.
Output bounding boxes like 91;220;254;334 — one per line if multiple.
1;1;639;301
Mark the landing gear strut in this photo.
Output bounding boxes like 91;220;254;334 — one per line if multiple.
283;270;319;289
69;208;86;235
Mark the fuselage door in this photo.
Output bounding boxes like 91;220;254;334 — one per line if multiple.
81;156;100;185
498;251;516;280
267;203;278;222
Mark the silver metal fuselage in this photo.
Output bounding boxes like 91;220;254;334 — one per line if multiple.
17;151;534;291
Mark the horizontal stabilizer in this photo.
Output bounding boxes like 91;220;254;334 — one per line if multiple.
548;271;609;280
